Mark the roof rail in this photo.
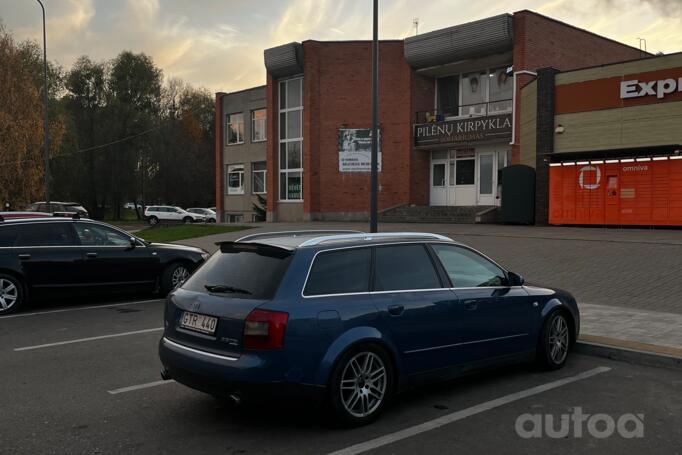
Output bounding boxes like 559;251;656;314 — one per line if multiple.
235;230;363;243
298;232;453;247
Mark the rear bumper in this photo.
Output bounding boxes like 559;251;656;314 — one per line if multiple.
158;337;324;404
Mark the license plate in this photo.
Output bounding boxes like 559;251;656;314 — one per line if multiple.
180;311;218;335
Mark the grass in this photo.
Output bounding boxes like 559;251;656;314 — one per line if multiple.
135;224;251;243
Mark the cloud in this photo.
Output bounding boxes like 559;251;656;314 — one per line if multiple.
0;0;679;94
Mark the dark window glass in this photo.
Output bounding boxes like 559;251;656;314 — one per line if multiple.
74;223;130;246
0;226;20;247
436;75;459;117
304;248;371;296
373;244;441;291
182;244;292;300
456;159;475;185
431;244;507;287
15;223;76;247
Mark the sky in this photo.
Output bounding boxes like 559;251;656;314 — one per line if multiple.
1;0;681;94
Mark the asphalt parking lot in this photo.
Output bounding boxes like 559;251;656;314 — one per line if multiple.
1;296;680;455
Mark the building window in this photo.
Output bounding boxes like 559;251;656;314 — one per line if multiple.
252;161;266;194
251;109;266;142
455;149;475;185
435;66;512;118
227;164;244;195
278;77;303;201
227;113;244;145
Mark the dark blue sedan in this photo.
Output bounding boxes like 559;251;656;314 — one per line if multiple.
159;231;579;426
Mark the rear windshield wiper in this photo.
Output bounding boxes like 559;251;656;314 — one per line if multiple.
204;284;252;295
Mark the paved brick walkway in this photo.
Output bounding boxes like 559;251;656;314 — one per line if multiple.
184;221;682;315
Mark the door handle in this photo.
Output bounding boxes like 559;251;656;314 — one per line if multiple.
86;252;99;258
18;254;31;260
464;300;478;311
387;304;404;316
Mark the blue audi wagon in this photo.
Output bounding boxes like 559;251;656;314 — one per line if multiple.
159;231;579;425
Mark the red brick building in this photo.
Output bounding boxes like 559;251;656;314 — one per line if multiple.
216;10;646;222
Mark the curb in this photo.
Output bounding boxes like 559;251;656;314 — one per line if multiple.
575;340;682;370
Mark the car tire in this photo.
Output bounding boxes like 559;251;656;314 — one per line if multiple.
0;274;25;315
183;217;193;224
149;216;159;226
536;310;571;370
160;262;191;295
328;343;394;427
208;218;216;223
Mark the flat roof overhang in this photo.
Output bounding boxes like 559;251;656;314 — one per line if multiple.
404;14;514;71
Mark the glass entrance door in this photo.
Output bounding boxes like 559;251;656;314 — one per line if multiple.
477;152;495;205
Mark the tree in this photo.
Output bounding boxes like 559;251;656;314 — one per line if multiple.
0;25;64;209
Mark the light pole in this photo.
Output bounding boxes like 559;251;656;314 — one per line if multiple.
369;0;379;233
36;0;50;211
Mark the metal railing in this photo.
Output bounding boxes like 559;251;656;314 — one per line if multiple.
415;98;513;124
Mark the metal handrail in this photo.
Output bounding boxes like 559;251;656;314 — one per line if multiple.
235;230;363;243
415;98;513;124
298;232;453;247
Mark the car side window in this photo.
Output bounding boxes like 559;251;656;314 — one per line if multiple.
431;244;507;288
373;244;441;292
0;226;20;247
304;248;371;296
74;223;130;247
15;223;76;247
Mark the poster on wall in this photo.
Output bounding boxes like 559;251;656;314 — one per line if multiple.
338;128;382;172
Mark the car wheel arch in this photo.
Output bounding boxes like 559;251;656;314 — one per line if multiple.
540;301;577;347
313;327;402;389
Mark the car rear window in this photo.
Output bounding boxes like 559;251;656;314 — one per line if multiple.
182;243;293;299
304;248;371;296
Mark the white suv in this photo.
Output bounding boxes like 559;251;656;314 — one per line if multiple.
187;208;217;223
144;206;206;225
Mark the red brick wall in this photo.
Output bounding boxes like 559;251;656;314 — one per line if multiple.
214;93;225;217
409;72;434;206
302;40;415;217
512;10;646;163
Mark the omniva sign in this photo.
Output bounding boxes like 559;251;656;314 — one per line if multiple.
620;77;682;99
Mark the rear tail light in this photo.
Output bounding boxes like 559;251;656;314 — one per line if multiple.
243;309;288;349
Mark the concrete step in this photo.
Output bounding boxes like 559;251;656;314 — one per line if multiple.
379;205;497;224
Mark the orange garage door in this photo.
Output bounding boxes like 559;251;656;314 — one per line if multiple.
549;156;682;226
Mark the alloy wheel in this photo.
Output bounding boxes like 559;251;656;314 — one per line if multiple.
0;278;18;311
548;314;569;364
171;266;190;288
340;351;387;418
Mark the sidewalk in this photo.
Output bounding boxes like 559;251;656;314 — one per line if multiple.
180;221;682;362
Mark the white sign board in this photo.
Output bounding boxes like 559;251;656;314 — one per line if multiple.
338;129;382;172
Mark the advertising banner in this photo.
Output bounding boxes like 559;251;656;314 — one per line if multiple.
338;129;382;172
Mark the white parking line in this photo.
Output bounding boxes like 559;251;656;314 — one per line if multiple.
108;379;175;395
327;366;611;455
0;298;163;319
13;327;164;351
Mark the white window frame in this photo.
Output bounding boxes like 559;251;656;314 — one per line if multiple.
278;77;304;202
252;162;267;195
251;109;267;142
226;112;244;145
226;164;245;195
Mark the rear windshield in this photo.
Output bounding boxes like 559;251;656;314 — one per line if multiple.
182;243;293;299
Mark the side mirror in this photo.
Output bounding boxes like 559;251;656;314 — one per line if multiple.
508;271;525;286
129;237;137;249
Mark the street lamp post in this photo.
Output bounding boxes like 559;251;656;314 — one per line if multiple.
36;0;50;212
369;0;379;233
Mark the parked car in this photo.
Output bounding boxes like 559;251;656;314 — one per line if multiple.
27;201;89;218
159;231;579;426
144;206;206;225
0;211;52;220
187;208;217;223
0;217;209;314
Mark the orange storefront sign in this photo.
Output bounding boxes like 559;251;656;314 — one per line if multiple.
549;157;682;226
